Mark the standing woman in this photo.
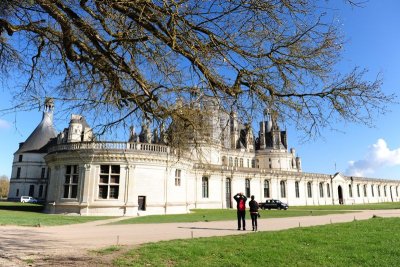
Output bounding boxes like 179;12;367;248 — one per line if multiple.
249;195;259;231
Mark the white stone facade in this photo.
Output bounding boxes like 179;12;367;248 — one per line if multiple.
8;100;400;216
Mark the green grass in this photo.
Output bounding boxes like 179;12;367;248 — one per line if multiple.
292;202;400;210
0;202;111;226
91;245;123;255
114;217;400;267
112;208;354;225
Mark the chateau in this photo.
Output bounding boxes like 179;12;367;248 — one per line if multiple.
8;98;400;216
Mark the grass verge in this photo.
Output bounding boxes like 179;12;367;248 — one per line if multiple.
114;217;400;266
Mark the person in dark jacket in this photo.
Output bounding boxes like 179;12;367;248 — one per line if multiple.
233;192;247;230
248;195;259;231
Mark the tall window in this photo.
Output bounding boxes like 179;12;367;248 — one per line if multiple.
234;157;238;167
280;180;286;198
175;169;181;186
396;186;399;197
378;185;381;197
64;165;79;199
307;182;312;198
363;184;367;197
18;155;23;162
357;184;360;197
229;157;233;167
327;183;331;198
384;186;387;197
16;167;21;179
245;179;251;197
295;181;300;198
264;180;270;198
202;176;209;198
239;158;244;167
348;184;353;198
99;165;120;199
319;183;324;198
39;185;43;198
16;189;19;197
41;168;46;179
371;185;374;197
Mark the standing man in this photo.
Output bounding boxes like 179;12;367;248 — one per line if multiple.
233;192;247;230
248;195;259;231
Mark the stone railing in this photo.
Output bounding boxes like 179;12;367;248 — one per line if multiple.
48;141;170;154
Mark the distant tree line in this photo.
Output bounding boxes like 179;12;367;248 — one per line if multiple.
0;175;9;198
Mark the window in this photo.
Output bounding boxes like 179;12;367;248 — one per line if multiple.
222;156;227;166
39;185;43;198
264;180;270;198
98;165;120;199
41;168;46;179
245;179;251;197
396;186;399;197
363;184;367;197
239;158;243;167
16;189;19;197
280;180;286;198
357;184;360;197
327;183;331;198
307;182;312;198
175;169;181;186
18;155;23;162
234;157;238;167
371;185;374;197
202;176;209;198
348;184;352;198
247;159;250;168
320;183;324;198
16;167;21;179
295;181;300;198
64;165;79;199
378;185;381;197
384;186;387;197
29;185;34;196
251;159;255;168
229;157;233;167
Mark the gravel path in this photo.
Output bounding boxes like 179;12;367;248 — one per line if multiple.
1;209;399;266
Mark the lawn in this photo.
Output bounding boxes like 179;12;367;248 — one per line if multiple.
0;202;111;226
112;202;400;225
114;217;400;266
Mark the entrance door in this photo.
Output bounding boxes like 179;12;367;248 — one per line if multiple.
29;185;35;196
226;178;232;208
338;186;343;205
138;196;146;211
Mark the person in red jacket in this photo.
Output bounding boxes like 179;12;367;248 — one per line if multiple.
233;192;247;230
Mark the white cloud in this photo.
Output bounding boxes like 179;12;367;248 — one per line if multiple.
346;139;400;177
0;119;11;130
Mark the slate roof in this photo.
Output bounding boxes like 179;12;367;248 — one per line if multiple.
16;111;57;153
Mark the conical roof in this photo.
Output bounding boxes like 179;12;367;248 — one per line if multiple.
16;111;57;153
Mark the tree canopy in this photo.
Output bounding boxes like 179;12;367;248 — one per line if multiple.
0;0;394;139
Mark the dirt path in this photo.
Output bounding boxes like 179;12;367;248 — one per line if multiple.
1;209;399;266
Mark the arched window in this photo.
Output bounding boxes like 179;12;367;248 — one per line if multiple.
264;180;270;198
357;184;360;197
202;176;209;198
295;181;300;198
222;156;227;166
363;184;367;197
327;183;331;198
348;184;353;198
245;179;251;197
280;180;286;198
234;157;238;167
307;182;312;198
319;183;324;198
371;185;374;197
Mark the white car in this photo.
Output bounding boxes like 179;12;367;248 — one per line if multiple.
20;196;38;203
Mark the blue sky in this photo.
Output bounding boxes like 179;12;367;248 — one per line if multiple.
1;1;400;179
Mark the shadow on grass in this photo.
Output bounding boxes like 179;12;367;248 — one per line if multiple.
0;201;45;212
